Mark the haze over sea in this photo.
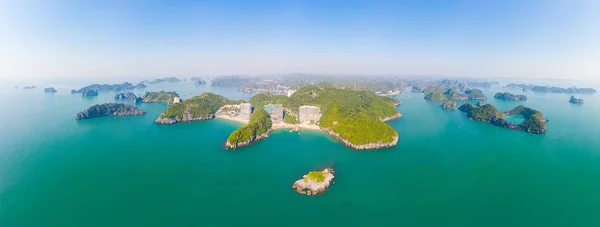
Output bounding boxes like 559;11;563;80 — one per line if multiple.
1;79;599;226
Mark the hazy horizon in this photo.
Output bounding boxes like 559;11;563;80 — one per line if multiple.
1;0;599;83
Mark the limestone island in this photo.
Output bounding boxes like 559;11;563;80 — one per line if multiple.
191;77;207;85
140;91;180;104
506;84;596;94
569;96;584;104
23;86;36;89
292;168;335;196
441;101;457;109
494;92;527;101
82;90;98;97
76;103;146;120
458;103;547;134
114;92;137;100
425;88;486;101
44;87;57;93
143;77;182;84
71;82;144;94
155;86;402;150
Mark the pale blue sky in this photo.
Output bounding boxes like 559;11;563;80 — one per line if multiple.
1;0;599;82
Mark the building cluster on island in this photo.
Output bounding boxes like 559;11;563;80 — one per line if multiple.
215;102;322;124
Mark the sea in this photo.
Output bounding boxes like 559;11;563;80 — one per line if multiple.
1;79;599;227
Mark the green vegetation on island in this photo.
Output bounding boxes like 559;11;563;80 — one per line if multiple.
156;92;242;124
458;103;547;134
494;92;527;101
306;171;326;182
249;86;401;148
424;88;486;101
141;91;180;103
226;109;273;149
155;86;402;149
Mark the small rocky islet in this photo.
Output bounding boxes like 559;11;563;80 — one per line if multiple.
569;96;584;104
441;101;457;109
114;92;137;100
76;103;146;120
44;87;57;93
292;168;335;196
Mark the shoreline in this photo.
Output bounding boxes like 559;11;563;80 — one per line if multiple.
216;112;401;150
215;115;249;124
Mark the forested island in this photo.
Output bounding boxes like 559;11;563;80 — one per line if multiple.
155;93;242;124
246;86;402;149
424;88;486;101
155;86;402;150
458;103;547;134
44;87;57;93
141;91;180;104
71;82;145;94
494;92;527;101
225;109;272;149
76;103;146;120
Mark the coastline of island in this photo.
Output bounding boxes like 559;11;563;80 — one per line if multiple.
154;86;403;150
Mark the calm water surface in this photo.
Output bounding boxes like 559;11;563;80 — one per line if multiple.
1;81;599;226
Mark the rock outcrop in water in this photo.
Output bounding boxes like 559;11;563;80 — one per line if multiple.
292;168;335;196
82;90;98;97
441;101;457;109
23;86;36;89
569;96;584;104
76;103;146;120
494;92;527;101
44;87;57;93
114;92;137;100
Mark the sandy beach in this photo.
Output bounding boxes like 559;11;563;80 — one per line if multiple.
216;115;321;131
215;115;249;124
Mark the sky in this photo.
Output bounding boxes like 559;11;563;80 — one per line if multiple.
0;0;599;83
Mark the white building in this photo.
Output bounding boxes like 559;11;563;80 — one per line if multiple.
299;105;321;124
239;103;254;120
173;97;181;104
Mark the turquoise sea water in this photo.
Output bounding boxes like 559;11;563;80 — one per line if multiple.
1;81;600;226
